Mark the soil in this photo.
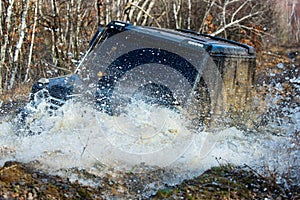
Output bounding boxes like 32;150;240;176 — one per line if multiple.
0;162;299;199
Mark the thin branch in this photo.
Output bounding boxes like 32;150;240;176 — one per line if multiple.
231;0;249;23
129;2;161;27
211;11;262;36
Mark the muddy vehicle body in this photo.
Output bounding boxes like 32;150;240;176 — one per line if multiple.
21;21;256;129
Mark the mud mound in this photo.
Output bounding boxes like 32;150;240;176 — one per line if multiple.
1;162;299;199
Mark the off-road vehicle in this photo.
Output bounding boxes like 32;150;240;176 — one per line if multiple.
19;21;256;129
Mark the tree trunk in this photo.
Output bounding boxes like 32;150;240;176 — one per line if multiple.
0;1;3;94
24;0;39;83
187;0;191;29
2;0;15;91
75;0;83;59
0;0;15;93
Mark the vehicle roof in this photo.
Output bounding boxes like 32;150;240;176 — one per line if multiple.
109;21;255;58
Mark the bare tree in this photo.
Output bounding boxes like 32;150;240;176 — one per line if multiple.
199;0;216;32
9;0;30;90
289;0;300;42
24;0;39;83
208;0;272;38
0;0;15;93
0;0;283;94
173;0;182;29
187;0;191;29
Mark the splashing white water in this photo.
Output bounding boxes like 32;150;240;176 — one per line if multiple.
0;100;299;187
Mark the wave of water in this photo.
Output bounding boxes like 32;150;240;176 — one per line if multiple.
0;100;299;188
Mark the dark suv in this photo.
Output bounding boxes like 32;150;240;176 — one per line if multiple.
20;21;256;129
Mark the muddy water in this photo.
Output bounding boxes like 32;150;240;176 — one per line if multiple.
0;99;299;191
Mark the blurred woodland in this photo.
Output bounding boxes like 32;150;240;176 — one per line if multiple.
0;0;299;95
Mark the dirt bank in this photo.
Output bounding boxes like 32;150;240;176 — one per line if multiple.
0;161;299;199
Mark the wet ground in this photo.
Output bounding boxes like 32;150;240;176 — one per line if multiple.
0;161;298;199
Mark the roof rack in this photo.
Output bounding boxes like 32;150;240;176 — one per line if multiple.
176;29;255;55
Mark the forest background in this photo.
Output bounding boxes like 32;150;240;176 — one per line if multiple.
0;0;299;98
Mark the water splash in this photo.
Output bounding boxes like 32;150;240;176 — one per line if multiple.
0;100;299;190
